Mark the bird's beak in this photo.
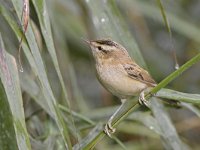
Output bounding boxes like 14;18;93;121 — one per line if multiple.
82;38;91;45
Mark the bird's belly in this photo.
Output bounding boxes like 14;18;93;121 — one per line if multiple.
97;66;147;98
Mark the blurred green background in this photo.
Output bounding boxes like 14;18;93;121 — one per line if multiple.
0;0;200;149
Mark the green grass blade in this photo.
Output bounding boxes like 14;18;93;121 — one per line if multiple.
0;35;31;150
84;106;162;135
181;103;200;118
156;0;171;35
20;72;53;116
59;104;95;125
73;100;139;149
73;123;104;150
156;88;200;104
7;0;72;148
31;0;71;108
54;29;89;112
132;0;200;43
32;0;78;141
148;53;200;97
0;5;53;115
112;136;128;150
0;80;18;150
150;98;190;150
0;5;38;74
20;70;91;140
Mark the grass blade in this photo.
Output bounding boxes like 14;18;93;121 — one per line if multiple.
150;98;189;150
32;0;79;140
0;35;31;150
32;0;71;108
181;103;200;118
147;53;200;97
0;80;18;150
156;0;171;35
132;0;200;43
156;88;200;104
7;0;72;148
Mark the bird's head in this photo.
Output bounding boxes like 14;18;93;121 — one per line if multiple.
84;39;130;64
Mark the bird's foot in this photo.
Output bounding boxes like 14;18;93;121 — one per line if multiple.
104;121;116;137
139;90;149;107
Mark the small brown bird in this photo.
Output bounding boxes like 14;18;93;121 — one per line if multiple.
85;39;156;137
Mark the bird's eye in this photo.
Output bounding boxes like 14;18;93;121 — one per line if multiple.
97;46;108;53
97;46;102;50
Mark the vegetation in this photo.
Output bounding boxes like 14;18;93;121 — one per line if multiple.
0;0;200;149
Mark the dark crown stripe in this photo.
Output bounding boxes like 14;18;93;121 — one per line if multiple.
96;40;116;47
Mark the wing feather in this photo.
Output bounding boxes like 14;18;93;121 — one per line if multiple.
123;63;156;87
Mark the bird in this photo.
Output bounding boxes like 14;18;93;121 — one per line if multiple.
85;39;156;137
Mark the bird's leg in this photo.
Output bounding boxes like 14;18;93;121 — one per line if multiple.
104;99;127;137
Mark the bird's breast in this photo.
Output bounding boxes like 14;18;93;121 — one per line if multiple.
96;64;147;99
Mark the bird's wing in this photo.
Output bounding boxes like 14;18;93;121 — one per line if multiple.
123;63;156;87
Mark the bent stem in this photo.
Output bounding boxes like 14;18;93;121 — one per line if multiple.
147;53;200;99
